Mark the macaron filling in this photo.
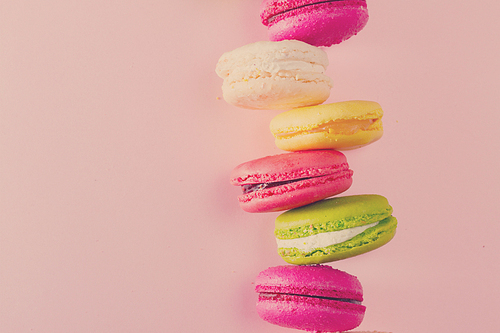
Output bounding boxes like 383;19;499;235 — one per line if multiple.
238;162;351;195
278;216;397;263
264;0;366;25
258;292;362;305
225;60;329;85
241;172;345;194
274;118;379;138
276;221;378;252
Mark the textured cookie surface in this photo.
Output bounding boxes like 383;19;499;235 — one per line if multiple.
255;265;363;300
255;265;365;332
260;0;369;46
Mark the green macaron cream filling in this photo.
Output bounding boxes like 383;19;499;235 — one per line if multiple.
275;195;397;265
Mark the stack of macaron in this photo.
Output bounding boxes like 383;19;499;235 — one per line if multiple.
216;1;396;332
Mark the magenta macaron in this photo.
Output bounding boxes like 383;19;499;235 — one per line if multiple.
255;265;366;332
230;150;353;213
260;0;369;47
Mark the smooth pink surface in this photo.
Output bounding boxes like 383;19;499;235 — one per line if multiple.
231;150;353;212
1;1;500;333
261;0;369;46
255;265;365;331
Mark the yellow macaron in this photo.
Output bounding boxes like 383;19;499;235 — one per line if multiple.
270;100;384;151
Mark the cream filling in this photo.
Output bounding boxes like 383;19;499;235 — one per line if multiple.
276;222;379;252
226;60;327;83
222;59;326;77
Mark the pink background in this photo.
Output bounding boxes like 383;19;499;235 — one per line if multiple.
1;1;499;332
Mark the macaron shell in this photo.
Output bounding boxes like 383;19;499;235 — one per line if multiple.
274;122;383;151
256;293;365;332
278;216;397;264
270;100;383;125
255;265;363;300
220;76;332;110
270;100;383;151
275;194;393;233
261;0;369;47
216;40;330;77
230;150;350;185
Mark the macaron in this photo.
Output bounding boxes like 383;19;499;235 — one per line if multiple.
215;40;333;110
275;194;397;264
230;150;353;213
260;0;369;47
270;100;384;151
255;265;365;332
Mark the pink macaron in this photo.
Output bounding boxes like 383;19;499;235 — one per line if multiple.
260;0;369;47
230;150;353;213
255;265;366;332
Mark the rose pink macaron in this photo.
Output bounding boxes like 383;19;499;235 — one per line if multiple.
255;265;366;332
260;0;369;47
230;150;353;213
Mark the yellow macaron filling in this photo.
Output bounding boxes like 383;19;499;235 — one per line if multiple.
274;118;379;138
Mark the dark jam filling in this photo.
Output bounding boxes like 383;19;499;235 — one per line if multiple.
241;176;322;194
267;0;365;24
242;180;294;194
259;292;361;305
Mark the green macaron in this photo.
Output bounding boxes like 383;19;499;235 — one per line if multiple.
275;194;397;265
